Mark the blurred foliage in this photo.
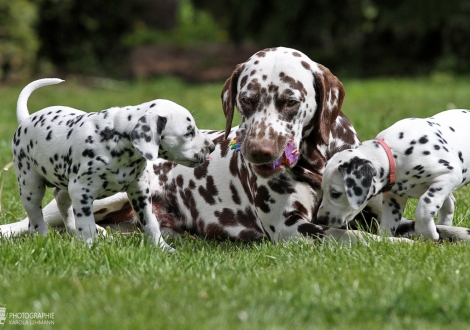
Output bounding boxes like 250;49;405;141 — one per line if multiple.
0;0;39;82
34;0;225;77
361;0;470;76
193;0;470;76
123;0;227;47
35;0;148;77
1;0;469;80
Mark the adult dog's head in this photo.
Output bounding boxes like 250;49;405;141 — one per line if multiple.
221;47;346;178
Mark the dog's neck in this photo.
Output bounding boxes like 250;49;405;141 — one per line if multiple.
357;140;396;194
106;107;146;135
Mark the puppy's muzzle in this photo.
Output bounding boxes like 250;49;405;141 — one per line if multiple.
194;139;215;165
316;214;346;227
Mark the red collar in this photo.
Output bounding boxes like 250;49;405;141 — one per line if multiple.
375;138;396;192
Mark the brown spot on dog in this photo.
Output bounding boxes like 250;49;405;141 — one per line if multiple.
284;213;304;226
215;208;237;226
198;175;219;205
268;83;279;93
99;201;134;225
230;182;242;204
294;200;308;214
297;223;326;240
176;174;184;188
188;179;196;189
229;152;240;176
279;72;307;101
179;186;199;220
238;229;264;241
95;207;109;215
211;135;230;158
254;185;272;213
301;61;310;70
205;223;231;239
247;78;261;92
292;52;302;57
283;202;309;227
268;176;296;194
240;75;248;88
237;207;258;229
153;162;177;182
194;161;210;180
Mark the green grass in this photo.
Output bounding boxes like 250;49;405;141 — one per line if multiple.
1;75;470;329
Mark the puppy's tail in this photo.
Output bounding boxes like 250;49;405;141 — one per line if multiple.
17;78;64;125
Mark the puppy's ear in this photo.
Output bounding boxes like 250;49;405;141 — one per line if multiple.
339;158;376;209
221;63;244;139
130;115;167;161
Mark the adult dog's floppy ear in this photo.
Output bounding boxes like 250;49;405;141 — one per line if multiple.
297;63;346;170
312;64;346;146
130;114;167;161
221;64;243;139
339;158;376;210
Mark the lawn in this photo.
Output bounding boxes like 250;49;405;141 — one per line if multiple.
1;75;470;329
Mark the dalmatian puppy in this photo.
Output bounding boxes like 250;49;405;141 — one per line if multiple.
11;78;214;249
317;109;470;240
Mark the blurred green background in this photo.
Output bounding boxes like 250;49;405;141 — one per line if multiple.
2;3;470;329
1;0;469;83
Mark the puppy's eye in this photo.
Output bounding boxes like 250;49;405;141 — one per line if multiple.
184;128;195;138
286;99;299;107
330;191;342;199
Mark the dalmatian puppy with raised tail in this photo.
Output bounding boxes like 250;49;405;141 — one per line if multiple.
317;109;470;240
11;78;214;249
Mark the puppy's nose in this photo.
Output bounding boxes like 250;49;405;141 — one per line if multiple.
207;141;215;153
315;215;329;226
248;140;277;163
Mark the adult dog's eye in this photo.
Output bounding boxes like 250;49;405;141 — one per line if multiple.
330;191;342;199
286;99;299;107
240;97;254;107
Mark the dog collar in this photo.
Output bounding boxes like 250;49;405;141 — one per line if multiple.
376;138;396;192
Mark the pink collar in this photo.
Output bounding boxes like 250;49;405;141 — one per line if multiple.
375;138;396;192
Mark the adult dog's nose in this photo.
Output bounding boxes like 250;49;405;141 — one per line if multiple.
247;139;277;163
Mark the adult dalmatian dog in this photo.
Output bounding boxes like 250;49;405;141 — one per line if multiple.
10;78;214;249
317;109;470;240
2;47;469;244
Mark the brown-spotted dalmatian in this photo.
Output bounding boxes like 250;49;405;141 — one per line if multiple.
10;78;214;249
317;109;470;240
3;48;470;244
